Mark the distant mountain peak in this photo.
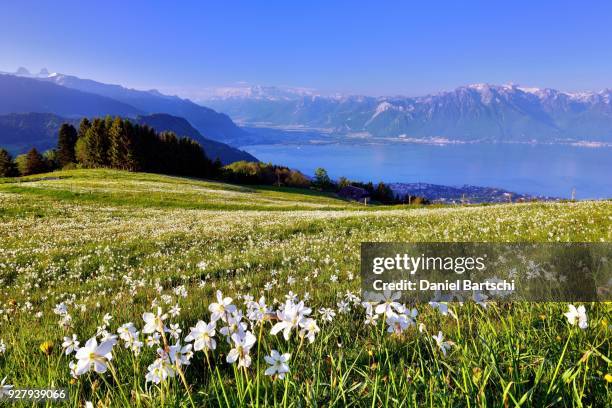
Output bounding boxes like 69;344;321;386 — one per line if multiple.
15;67;31;76
205;82;612;143
204;84;319;101
11;66;53;78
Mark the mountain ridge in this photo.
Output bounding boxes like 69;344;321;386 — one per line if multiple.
0;74;144;118
0;112;256;164
203;83;612;143
1;69;251;146
37;72;250;144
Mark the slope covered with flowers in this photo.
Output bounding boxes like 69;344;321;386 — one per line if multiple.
0;169;610;407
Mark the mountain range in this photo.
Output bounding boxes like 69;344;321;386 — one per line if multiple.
203;84;612;143
0;70;255;163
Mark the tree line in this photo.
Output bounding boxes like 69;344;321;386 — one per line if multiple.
312;168;428;204
0;116;311;188
1;117;221;178
0;116;427;205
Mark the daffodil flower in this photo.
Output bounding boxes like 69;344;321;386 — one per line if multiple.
264;350;291;379
564;304;588;329
74;337;116;375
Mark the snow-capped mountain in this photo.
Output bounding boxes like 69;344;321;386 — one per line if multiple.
204;85;318;101
203;83;612;142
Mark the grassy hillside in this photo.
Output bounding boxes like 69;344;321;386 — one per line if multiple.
0;169;610;407
0;169;363;211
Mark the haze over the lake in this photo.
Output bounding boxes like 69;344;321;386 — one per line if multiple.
244;138;611;199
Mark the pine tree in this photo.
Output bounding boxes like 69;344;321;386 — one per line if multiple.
57;123;78;167
122;120;138;171
0;148;18;177
108;117;126;169
21;148;47;176
212;157;223;177
77;118;91;139
84;118;109;167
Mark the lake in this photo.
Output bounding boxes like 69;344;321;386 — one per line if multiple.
243;141;612;199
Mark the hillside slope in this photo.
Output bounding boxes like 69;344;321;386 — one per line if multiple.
0;74;143;117
135;114;257;163
0;112;257;164
0;112;78;153
1;169;610;406
40;72;251;144
0;169;356;211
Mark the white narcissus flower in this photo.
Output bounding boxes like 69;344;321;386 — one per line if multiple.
102;313;113;325
364;312;379;326
117;323;138;343
169;343;193;366
247;297;269;323
166;323;182;340
264;350;291;379
184;320;217;351
337;300;350;314
219;312;248;341
0;377;13;397
69;361;78;378
432;331;453;356
142;307;168;334
374;291;402;316
429;301;449;316
271;300;311;340
299;318;320;343
209;291;237;322
53;302;68;316
318;307;336;322
564;304;588;329
145;358;176;384
146;333;161;348
226;331;256;368
386;313;412;334
130;339;144;356
400;306;418;323
74;337;117;375
169;304;181;317
100;332;118;343
0;339;6;355
62;334;79;355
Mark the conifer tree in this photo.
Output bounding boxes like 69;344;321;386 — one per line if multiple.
108;117;126;169
122;120;139;171
21;148;47;175
83;118;109;167
0;148;18;177
77;118;91;139
56;123;78;167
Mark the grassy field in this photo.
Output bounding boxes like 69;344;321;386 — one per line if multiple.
0;169;610;407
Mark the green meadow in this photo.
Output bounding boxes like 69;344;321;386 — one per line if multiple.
0;169;610;407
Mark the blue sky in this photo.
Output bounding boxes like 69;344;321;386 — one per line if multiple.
1;0;611;98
